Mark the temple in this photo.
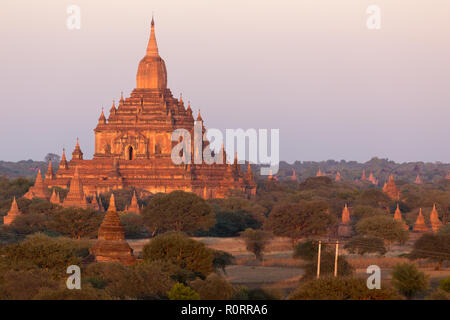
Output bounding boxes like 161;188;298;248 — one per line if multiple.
32;18;255;202
90;194;136;265
394;203;408;230
429;204;443;232
413;208;430;233
3;197;23;225
383;174;400;200
337;204;352;237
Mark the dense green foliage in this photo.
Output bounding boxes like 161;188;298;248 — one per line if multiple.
391;263;428;299
142;191;215;235
344;236;387;256
142;233;215;277
355;215;409;245
408;233;450;270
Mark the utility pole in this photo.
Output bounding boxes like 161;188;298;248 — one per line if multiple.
334;240;339;277
316;240;322;279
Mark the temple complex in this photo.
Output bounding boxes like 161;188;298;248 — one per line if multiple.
429;204;443;232
90;194;136;265
413;208;430;233
25;18;255;202
3;197;23;225
383;175;400;200
394;204;408;230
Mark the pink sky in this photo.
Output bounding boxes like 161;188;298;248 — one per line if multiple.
1;0;449;163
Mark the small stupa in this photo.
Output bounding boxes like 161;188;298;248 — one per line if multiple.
413;208;430;233
338;204;353;237
429;204;443;232
126;191;140;214
383;174;400;200
335;171;342;182
23;169;50;200
3;197;23;225
414;175;422;184
394;204;408;230
90;193;136;265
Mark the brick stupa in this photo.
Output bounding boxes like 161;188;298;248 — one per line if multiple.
23;169;50;200
430;204;443;232
316;169;323;177
414;175;422;184
338;204;352;237
361;169;367;181
62;166;89;209
126;191;140;214
383;174;400;200
291;169;297;181
3;197;23;225
335;171;342;182
90;194;136;265
49;189;61;205
413;208;430;233
368;172;378;185
394;204;408;230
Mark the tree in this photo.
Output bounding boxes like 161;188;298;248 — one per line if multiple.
47;208;103;239
167;283;200;300
199;210;260;237
142;233;214;277
85;262;173;299
439;276;450;293
212;250;235;274
408;233;450;270
119;212;146;238
355;215;408;246
240;228;273;261
293;240;319;261
265;201;335;243
301;252;354;281
344;236;387;256
391;263;428;299
11;213;48;235
288;277;400;300
142;191;215;235
190;273;235;300
44;153;61;164
0;234;86;273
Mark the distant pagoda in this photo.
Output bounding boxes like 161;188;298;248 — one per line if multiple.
383;174;400;200
414;175;422;184
394;204;408;230
413;208;430;233
335;171;342;182
23;169;50;200
3;197;23;225
429;204;443;232
338;204;352;237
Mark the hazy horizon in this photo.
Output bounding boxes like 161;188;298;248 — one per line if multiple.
1;0;449;163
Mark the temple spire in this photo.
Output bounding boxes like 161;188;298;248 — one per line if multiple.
146;16;159;57
108;193;117;212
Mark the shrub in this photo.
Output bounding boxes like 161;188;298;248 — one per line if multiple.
190;273;235;300
344;236;387;256
391;263;428;299
212;250;235;274
289;277;400;300
355;215;408;246
167;283;200;300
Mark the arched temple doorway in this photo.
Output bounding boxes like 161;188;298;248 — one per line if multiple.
127;146;134;160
